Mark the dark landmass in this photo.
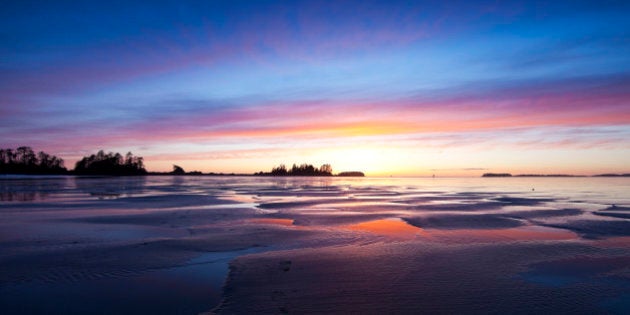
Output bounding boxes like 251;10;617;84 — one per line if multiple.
482;173;512;177
0;147;67;174
74;150;147;176
255;163;333;176
515;174;583;177
148;165;204;176
483;173;580;177
148;172;249;176
2;146;626;178
337;171;365;177
481;173;623;178
171;164;186;175
593;173;630;177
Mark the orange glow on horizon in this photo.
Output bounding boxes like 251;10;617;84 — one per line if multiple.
132;109;630;142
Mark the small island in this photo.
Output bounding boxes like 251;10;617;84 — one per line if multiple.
515;174;582;177
255;163;333;176
255;164;365;177
593;173;630;177
337;171;365;177
149;165;204;176
482;173;591;178
482;173;512;177
74;150;147;175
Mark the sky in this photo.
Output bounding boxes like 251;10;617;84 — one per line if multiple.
1;0;629;176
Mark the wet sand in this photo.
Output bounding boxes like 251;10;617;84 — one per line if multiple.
1;176;629;314
217;242;629;314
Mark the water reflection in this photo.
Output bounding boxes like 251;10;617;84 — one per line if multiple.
73;176;147;199
0;190;48;202
342;219;578;243
0;178;67;202
345;218;427;240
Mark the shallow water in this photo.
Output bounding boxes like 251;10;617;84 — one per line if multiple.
1;176;629;314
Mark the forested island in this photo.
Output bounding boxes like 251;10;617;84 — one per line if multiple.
337;171;365;177
255;163;333;176
1;147;365;177
149;164;203;176
254;164;365;177
4;147;626;178
0;147;67;174
481;173;513;177
74;150;147;175
0;147;146;176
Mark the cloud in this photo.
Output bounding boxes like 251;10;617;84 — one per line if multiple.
2;1;629;174
3;72;629;157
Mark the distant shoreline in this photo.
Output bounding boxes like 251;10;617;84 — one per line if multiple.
4;173;630;179
0;173;366;178
482;173;630;178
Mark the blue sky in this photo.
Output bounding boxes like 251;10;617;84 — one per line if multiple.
1;0;629;175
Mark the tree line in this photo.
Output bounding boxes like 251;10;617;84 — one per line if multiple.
255;163;333;176
0;147;67;174
1;147;146;175
1;147;365;177
74;150;147;175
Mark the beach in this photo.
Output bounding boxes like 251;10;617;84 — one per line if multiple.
1;176;629;314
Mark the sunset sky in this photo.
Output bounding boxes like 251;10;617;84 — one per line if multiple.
2;0;629;176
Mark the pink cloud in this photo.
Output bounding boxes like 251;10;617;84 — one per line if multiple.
19;81;630;152
6;73;629;168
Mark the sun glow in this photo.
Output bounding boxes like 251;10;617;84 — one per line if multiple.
312;147;405;176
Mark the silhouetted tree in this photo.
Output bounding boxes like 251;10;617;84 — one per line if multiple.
258;163;333;176
0;147;67;174
319;164;332;174
271;164;288;175
172;165;185;175
74;150;147;175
